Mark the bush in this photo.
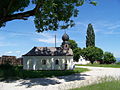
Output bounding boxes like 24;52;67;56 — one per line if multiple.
82;47;103;64
116;62;120;65
0;64;89;80
103;52;116;64
0;64;22;79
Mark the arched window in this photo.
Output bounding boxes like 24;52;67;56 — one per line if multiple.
64;44;69;50
27;59;32;70
65;44;68;48
55;60;59;65
42;60;46;65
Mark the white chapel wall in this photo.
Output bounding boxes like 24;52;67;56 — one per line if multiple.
23;56;73;70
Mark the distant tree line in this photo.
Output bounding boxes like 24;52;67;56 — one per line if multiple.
69;23;116;64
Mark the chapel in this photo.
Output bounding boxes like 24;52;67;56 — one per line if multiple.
22;33;74;70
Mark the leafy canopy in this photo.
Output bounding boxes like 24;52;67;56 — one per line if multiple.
103;52;116;64
0;0;97;32
69;39;82;61
73;48;82;62
82;46;103;64
69;39;78;50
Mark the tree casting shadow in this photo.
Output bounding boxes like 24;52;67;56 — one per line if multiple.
16;73;89;88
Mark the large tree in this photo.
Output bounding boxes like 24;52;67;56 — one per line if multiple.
86;23;95;47
0;0;96;32
82;46;103;64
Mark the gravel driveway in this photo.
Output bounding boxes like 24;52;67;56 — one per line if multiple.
0;66;120;90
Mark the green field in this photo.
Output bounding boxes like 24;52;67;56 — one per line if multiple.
0;64;89;80
72;77;120;90
76;63;120;68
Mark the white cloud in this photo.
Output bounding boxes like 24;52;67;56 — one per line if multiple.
75;22;87;27
107;24;120;30
36;32;62;44
0;42;16;47
3;50;21;56
85;20;120;35
6;51;12;54
35;32;54;38
16;51;21;53
37;36;62;44
3;51;13;55
74;20;120;36
37;38;59;44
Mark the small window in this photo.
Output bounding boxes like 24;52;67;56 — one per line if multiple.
42;60;46;65
55;60;59;65
66;44;68;48
64;44;69;49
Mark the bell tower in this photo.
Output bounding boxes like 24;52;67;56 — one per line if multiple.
61;33;70;50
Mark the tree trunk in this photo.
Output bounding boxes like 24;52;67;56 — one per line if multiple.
91;61;94;64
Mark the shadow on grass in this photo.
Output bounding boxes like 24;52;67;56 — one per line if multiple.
16;73;89;88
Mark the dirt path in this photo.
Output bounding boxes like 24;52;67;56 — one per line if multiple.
0;66;120;90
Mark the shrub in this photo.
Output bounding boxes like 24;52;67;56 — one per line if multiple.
116;62;120;65
103;52;116;64
0;64;89;80
82;47;103;64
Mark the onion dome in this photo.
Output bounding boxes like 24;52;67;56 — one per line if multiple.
62;33;69;41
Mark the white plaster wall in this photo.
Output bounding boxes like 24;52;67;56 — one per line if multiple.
23;56;73;70
74;56;90;65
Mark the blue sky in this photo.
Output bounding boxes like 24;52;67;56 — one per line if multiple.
0;0;120;58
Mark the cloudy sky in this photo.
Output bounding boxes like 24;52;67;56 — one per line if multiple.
0;0;120;58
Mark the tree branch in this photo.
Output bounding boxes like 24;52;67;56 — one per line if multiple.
0;9;35;26
0;1;42;26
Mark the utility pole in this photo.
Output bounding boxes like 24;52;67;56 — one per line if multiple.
55;34;56;47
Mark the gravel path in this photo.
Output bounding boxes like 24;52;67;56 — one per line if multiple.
0;66;120;90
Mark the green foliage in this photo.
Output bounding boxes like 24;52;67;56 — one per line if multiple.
77;63;120;68
0;64;17;79
82;47;103;64
90;1;97;6
69;39;82;61
103;52;116;64
0;64;89;80
69;40;78;50
73;48;82;62
0;0;97;32
116;62;120;65
86;23;95;47
0;0;30;15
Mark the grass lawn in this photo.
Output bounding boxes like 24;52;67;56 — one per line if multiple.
76;63;120;68
72;77;120;90
0;64;89;80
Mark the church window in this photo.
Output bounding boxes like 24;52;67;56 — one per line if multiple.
64;44;69;50
27;59;32;70
66;44;68;47
42;60;46;65
55;60;59;65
